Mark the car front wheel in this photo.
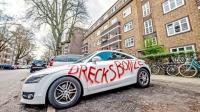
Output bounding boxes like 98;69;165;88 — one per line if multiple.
137;68;150;88
48;77;82;109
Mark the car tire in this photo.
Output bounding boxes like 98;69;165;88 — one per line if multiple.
136;68;150;88
48;77;82;109
30;69;34;73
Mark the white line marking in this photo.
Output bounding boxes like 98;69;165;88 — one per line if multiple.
47;105;56;112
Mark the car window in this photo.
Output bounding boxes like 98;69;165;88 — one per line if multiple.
33;60;45;64
96;52;113;61
112;52;133;60
67;57;81;62
54;56;67;62
75;52;96;63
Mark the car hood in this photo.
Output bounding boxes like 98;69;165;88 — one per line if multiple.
30;64;80;77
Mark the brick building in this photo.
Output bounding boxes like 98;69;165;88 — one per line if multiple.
82;0;200;57
62;27;87;55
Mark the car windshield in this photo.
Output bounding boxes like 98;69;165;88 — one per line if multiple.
75;52;96;63
54;55;82;62
33;60;45;64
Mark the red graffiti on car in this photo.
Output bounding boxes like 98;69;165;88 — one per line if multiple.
68;60;144;84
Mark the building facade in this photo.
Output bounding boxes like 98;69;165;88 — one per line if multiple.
62;27;87;55
83;0;200;57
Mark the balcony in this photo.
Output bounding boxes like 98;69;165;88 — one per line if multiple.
101;35;122;48
102;42;122;51
81;43;88;48
100;22;121;37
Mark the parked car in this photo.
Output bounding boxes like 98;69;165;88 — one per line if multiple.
21;50;151;109
21;65;29;69
49;54;82;67
0;64;15;70
30;60;47;73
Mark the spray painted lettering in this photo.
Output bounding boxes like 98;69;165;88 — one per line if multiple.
68;60;144;84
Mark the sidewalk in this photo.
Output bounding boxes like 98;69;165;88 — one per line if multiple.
151;75;200;93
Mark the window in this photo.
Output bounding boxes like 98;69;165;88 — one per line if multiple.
104;25;108;30
125;37;134;48
122;0;128;4
112;7;116;13
96;30;101;36
103;14;108;20
170;45;195;53
54;56;67;62
142;1;151;17
97;39;101;45
144;37;157;47
67;57;81;62
96;51;133;61
124;21;133;32
163;0;185;14
111;18;118;25
96;52;113;61
144;19;153;35
123;7;132;18
112;52;133;60
166;17;190;36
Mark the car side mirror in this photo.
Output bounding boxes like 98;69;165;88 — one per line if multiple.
92;56;101;64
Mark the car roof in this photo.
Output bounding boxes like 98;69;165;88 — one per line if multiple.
96;50;126;54
95;50;136;58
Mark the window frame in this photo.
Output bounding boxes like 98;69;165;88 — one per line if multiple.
170;45;195;53
144;19;153;35
162;0;185;14
123;6;132;18
124;21;133;32
96;30;101;36
166;17;191;37
144;37;157;47
142;1;151;17
125;37;135;48
111;6;116;13
111;17;118;25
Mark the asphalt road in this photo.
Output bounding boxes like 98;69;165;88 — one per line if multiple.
0;70;46;112
0;70;199;112
0;70;28;105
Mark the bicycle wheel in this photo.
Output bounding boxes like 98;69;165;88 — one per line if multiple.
166;65;179;76
178;64;197;78
179;56;186;64
151;65;160;75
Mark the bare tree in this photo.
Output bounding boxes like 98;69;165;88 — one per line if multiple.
26;0;88;55
0;23;11;53
41;49;54;62
11;25;35;64
42;33;56;55
24;54;35;65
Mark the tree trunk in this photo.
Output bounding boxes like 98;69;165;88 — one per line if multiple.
14;58;19;65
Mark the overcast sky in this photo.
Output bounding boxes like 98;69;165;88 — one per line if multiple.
1;0;117;59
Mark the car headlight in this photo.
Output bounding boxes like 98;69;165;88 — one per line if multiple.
25;74;47;84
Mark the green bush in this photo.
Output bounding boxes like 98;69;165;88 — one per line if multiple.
143;45;165;56
141;51;195;63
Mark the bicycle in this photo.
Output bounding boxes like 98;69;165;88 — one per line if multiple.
178;57;200;78
151;58;179;76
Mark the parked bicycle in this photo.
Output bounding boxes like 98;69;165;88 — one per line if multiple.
178;57;200;78
151;57;179;76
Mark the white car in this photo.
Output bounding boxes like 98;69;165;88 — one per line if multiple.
21;50;151;109
49;55;82;67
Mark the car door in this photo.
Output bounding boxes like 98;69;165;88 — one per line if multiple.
87;51;116;91
108;52;137;87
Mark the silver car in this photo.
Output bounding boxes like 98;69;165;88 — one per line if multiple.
49;54;82;67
